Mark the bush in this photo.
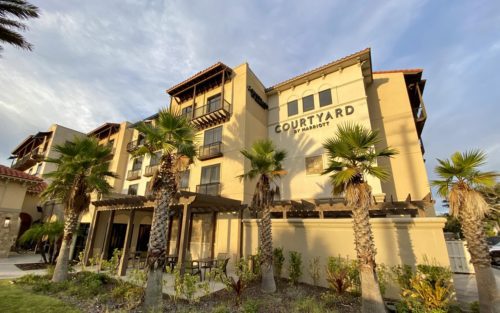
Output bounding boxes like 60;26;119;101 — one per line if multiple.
242;299;260;313
66;271;110;299
392;263;454;312
325;256;359;294
308;256;321;286
111;280;144;310
211;304;230;313
221;257;257;305
101;249;121;274
288;251;302;285
376;263;389;296
273;247;285;278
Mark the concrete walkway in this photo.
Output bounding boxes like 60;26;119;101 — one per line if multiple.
0;253;47;279
454;268;500;306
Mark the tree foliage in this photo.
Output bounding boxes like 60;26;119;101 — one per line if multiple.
0;0;39;53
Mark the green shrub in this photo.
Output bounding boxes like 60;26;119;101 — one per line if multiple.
292;297;326;313
376;263;389;296
46;265;55;278
211;304;230;313
66;271;110;299
325;256;359;294
308;256;321;286
288;251;302;285
273;247;285;278
242;299;260;313
15;274;47;285
470;301;480;313
221;257;257;305
101;249;121;275
111;280;144;310
392;263;454;312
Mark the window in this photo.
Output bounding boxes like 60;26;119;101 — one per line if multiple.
302;95;314;112
204;126;222;145
150;152;161;166
132;157;143;171
181;106;192;117
179;170;190;190
287;100;298;116
207;94;222;113
200;164;220;184
319;89;333;107
128;184;138;195
305;155;323;175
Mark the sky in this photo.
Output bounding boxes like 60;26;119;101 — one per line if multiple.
1;0;499;213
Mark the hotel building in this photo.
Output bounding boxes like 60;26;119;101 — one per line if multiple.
8;49;448;290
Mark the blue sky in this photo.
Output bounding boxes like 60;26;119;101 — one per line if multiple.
1;0;499;213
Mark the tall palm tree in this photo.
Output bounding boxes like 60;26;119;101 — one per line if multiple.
322;123;397;313
43;137;116;282
133;107;197;310
0;0;39;53
432;150;500;313
239;139;287;293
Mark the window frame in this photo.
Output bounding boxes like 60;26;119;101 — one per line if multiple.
203;126;223;146
302;94;315;112
319;89;333;107
127;184;139;196
287;100;298;116
200;164;220;185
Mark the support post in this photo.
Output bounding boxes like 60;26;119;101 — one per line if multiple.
101;210;115;260
210;211;217;260
177;203;191;275
118;209;135;276
83;210;100;265
236;207;244;260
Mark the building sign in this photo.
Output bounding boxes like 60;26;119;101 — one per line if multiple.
247;86;268;109
274;105;355;134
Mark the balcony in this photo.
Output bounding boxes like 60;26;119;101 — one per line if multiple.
126;139;145;153
190;99;231;130
198;142;223;161
144;164;158;177
196;182;221;196
126;169;141;181
12;147;45;171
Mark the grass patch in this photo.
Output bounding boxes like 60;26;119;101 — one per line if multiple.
0;280;80;313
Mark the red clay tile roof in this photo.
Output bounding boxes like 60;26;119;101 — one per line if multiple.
27;181;47;194
373;68;423;74
265;48;371;92
0;164;44;183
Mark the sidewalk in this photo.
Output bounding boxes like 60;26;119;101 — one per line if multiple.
0;253;47;280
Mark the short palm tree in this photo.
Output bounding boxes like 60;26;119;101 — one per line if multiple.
239;139;287;293
322;123;397;313
0;0;39;53
43;137;116;282
133;107;197;310
19;221;63;264
432;150;500;313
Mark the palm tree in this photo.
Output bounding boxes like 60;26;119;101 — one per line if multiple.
239;139;287;293
42;137;116;282
432;150;500;313
19;221;63;264
0;0;39;53
322;123;397;313
133;107;197;310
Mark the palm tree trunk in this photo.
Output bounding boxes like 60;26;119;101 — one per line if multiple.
259;175;276;293
459;205;500;313
347;183;385;313
144;154;176;311
52;211;78;282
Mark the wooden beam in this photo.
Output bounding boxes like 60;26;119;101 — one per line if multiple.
101;210;115;260
118;209;135;276
177;203;191;275
83;210;100;265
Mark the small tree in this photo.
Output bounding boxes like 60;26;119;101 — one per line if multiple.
19;221;63;264
432;150;500;312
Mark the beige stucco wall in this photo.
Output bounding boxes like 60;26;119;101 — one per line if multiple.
366;73;431;204
267;63;383;200
21;193;41;222
243;217;448;298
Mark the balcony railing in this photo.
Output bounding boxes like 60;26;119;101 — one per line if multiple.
198;142;223;161
12;147;45;171
144;164;158;177
196;182;221;196
126;139;145;153
190;99;231;130
126;169;141;180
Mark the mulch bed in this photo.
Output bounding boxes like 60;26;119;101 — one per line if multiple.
14;263;48;271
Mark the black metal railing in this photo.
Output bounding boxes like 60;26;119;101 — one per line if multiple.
198;142;222;160
193;99;231;119
144;164;158;177
196;182;221;196
126;169;141;180
126;139;145;152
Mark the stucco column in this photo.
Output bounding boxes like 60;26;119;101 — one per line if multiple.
118;209;135;276
177;195;196;275
83;210;100;265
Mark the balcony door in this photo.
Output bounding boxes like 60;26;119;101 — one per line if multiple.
203;126;222;146
206;94;222;113
199;164;220;195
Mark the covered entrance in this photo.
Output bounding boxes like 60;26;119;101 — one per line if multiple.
83;191;245;276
